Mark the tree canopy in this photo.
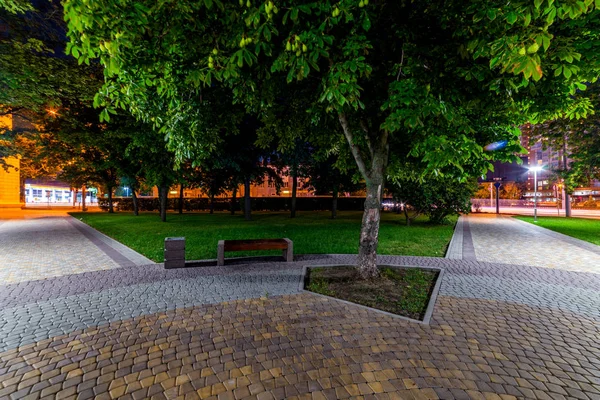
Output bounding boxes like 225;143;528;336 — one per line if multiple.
61;0;600;276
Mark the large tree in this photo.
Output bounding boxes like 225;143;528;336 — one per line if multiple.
65;0;600;278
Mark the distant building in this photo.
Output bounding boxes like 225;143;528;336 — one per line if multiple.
484;125;600;202
153;168;316;198
24;179;96;205
0;115;22;207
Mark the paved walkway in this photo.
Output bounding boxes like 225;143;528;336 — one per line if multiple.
0;213;599;399
449;214;600;273
0;215;153;284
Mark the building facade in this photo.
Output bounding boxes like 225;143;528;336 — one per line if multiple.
0;115;22;207
520;125;599;202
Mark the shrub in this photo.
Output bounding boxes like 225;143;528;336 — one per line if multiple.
98;196;375;212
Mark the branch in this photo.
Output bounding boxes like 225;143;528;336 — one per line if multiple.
396;46;405;81
338;112;368;179
360;120;374;160
0;107;23;116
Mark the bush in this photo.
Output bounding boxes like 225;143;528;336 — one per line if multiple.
391;177;477;224
97;196;373;212
583;199;598;208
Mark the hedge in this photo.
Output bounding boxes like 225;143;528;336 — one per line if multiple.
97;196;371;212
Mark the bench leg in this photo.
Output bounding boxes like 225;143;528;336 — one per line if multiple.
217;240;225;266
283;238;293;262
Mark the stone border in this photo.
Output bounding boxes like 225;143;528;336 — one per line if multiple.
510;215;600;256
68;217;155;267
298;264;445;325
445;216;464;259
461;216;477;261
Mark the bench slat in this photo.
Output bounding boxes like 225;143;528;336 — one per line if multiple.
223;239;288;252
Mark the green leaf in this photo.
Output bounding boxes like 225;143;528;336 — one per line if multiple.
563;65;572;78
487;9;496;21
506;11;517;24
546;8;556;23
541;35;551;51
362;14;371;31
554;65;563;76
534;0;544;9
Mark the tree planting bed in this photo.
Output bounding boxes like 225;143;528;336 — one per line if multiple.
302;265;442;323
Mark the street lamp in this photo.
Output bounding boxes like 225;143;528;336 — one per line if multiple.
529;166;543;222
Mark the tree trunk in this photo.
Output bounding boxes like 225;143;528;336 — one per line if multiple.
210;194;215;214
81;185;87;212
290;172;298;218
338;113;389;280
331;185;338;219
159;185;168;222
244;177;251;221
73;188;78;208
132;189;139;216
107;186;114;213
230;186;237;215
357;181;384;279
179;185;184;214
19;176;26;203
404;205;411;226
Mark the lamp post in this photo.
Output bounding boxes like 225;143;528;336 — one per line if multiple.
529;166;543;222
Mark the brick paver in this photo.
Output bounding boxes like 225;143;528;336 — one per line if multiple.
0;216;153;284
464;214;600;273
0;213;599;399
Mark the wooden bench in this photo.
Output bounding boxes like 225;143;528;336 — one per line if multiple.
217;238;293;266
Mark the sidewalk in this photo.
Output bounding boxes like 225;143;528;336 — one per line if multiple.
457;214;600;273
0;212;153;284
0;213;598;399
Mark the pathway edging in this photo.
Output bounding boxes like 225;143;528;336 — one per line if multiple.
444;216;464;259
509;215;600;256
68;216;155;266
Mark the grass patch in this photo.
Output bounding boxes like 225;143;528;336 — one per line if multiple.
305;266;438;320
515;216;600;246
71;211;456;262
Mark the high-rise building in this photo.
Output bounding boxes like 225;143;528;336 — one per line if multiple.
520;124;599;202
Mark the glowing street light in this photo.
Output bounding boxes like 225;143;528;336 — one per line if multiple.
529;166;543;222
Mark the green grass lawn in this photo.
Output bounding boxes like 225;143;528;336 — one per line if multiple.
515;216;600;246
72;211;456;262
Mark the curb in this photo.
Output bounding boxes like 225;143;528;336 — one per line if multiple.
298;264;445;325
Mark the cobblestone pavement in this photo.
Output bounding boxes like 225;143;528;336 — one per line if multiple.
0;216;599;399
0;216;153;284
464;214;600;273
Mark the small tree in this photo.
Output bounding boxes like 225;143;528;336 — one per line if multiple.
391;175;477;225
473;183;492;200
303;153;362;219
500;182;523;200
